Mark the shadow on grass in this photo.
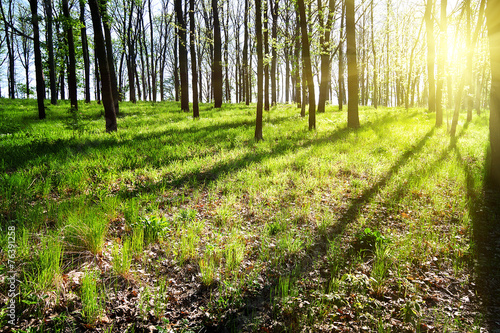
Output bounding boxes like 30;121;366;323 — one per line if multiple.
458;143;500;330
208;125;438;331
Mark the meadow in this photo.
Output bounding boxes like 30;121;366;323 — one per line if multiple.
0;98;498;332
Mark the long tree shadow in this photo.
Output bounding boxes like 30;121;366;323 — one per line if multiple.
457;144;500;331
206;125;438;331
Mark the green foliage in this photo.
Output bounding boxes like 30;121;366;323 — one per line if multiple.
80;269;103;325
131;214;170;244
354;227;389;253
112;238;132;277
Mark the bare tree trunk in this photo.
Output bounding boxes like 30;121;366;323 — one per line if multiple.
264;0;270;111
338;0;345;110
318;0;337;113
213;0;223;108
80;0;91;103
346;0;359;128
271;0;279;106
190;0;199;118
297;0;316;130
89;0;117;132
29;0;45;119
487;0;500;187
425;0;436;114
175;0;190;112
62;0;78;110
43;0;57;104
255;0;264;141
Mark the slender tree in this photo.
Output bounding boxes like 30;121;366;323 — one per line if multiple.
213;0;223;108
190;0;199;118
88;0;117;132
346;0;359;128
255;0;264;141
318;0;337;113
43;0;57;104
80;0;91;103
297;0;316;130
424;0;436;114
29;0;45;119
175;0;190;112
62;0;78;111
487;0;500;187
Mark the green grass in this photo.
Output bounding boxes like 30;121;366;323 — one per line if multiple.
0;99;492;332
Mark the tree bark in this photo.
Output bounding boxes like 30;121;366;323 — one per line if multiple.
487;0;500;187
102;1;120;113
424;0;436;114
29;0;45;119
80;0;91;103
271;0;279;106
346;0;359;128
338;0;345;110
318;0;337;113
62;0;78;110
190;0;199;118
297;0;316;130
255;0;264;141
88;0;117;132
175;0;190;112
213;0;223;108
243;0;250;105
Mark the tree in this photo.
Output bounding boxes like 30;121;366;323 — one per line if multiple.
88;0;117;132
487;0;500;187
80;0;91;103
190;0;199;118
346;0;359;128
213;0;223;108
435;0;446;127
424;0;436;114
317;0;337;113
29;0;45;119
255;0;264;141
175;0;189;112
44;0;57;105
297;0;316;130
243;0;250;105
62;0;78;111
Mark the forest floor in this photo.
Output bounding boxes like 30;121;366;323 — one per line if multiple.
0;99;499;332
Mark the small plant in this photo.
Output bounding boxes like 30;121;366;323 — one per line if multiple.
353;227;389;253
80;269;103;325
132;214;170;244
199;253;218;286
65;106;86;134
36;235;63;291
178;222;202;265
131;227;144;257
64;211;108;255
224;236;245;272
112;239;132;277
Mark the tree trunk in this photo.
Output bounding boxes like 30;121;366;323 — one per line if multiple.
43;0;57;104
174;26;179;102
370;0;377;109
88;0;117;132
487;0;500;187
346;0;359;128
297;0;316;130
271;0;279;106
80;0;91;103
190;0;199;118
102;1;120;114
213;0;223;108
175;0;190;112
424;0;436;114
244;0;250;105
338;0;345;110
318;0;336;113
264;0;270;111
62;0;78;110
29;0;45;119
255;0;264;141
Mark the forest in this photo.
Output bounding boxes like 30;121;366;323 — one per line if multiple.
1;0;500;331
